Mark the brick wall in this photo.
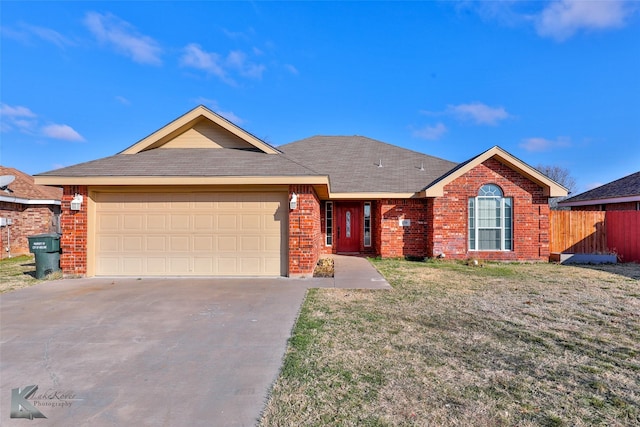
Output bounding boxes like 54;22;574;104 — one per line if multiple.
60;186;88;275
378;199;428;258
0;202;59;259
288;185;321;276
428;158;550;261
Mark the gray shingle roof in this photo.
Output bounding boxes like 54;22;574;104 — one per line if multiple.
37;136;461;195
561;171;640;203
37;148;319;177
279;136;458;193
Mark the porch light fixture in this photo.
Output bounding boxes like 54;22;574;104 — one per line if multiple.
289;192;298;210
71;194;83;211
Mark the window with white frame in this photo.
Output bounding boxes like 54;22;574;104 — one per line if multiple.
364;202;371;247
325;202;333;246
468;184;512;251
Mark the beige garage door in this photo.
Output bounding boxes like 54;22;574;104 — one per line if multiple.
94;192;287;276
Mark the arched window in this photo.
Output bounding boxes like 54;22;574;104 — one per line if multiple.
468;184;513;251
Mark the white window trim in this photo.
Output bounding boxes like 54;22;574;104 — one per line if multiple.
469;186;513;252
325;201;333;246
363;202;371;247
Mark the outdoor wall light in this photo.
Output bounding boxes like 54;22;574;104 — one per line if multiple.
70;194;83;211
289;192;298;210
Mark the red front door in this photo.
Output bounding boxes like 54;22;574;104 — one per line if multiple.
336;203;361;252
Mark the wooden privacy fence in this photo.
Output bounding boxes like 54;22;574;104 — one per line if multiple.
550;210;640;262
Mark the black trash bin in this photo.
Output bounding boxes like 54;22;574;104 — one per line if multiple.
28;233;61;279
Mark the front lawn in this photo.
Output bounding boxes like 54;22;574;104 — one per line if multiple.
0;255;61;293
261;260;640;426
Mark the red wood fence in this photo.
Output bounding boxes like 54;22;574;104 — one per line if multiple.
606;211;640;263
550;211;640;262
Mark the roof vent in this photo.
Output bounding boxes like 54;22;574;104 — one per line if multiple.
377;159;383;168
419;161;425;171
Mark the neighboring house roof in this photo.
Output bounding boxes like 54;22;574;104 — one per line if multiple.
421;146;568;198
0;166;62;205
559;171;640;207
279;136;457;197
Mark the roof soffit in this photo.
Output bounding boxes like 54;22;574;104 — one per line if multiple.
120;105;280;155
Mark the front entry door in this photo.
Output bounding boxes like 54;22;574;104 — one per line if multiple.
336;203;361;253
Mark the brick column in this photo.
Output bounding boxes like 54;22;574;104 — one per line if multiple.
288;185;321;277
60;186;88;275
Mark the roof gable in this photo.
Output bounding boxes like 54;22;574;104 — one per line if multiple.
422;146;568;198
120;105;280;155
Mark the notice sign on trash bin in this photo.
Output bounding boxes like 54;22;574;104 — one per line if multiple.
28;234;61;253
31;241;48;250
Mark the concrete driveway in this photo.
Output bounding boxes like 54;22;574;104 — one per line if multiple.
0;277;313;426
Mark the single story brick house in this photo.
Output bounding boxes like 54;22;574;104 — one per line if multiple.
1;166;62;258
35;106;567;277
558;171;640;211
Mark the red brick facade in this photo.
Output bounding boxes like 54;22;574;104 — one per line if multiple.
428;158;550;261
60;186;88;275
55;159;553;277
377;199;428;258
0;202;60;259
288;185;322;276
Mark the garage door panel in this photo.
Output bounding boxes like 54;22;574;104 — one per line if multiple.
98;236;119;252
170;236;190;251
123;215;143;230
264;236;280;252
123;236;143;251
99;214;120;230
194;215;213;229
169;258;190;273
98;257;119;274
194;236;213;251
218;236;237;251
241;214;261;230
240;257;261;274
147;258;166;273
240;236;261;252
123;258;143;274
171;215;190;230
264;257;281;274
218;215;237;230
95;191;286;276
146;236;167;251
193;257;214;274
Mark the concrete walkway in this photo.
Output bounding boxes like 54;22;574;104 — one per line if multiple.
0;255;389;426
316;254;391;289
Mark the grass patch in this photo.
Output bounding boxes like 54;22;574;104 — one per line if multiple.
0;255;60;293
261;260;640;426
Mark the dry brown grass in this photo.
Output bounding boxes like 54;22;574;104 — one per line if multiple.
0;255;61;293
261;260;640;427
314;257;335;278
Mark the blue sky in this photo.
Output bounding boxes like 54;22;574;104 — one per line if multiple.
1;1;639;194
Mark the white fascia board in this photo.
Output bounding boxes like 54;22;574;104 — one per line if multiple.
558;195;640;207
0;195;61;205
